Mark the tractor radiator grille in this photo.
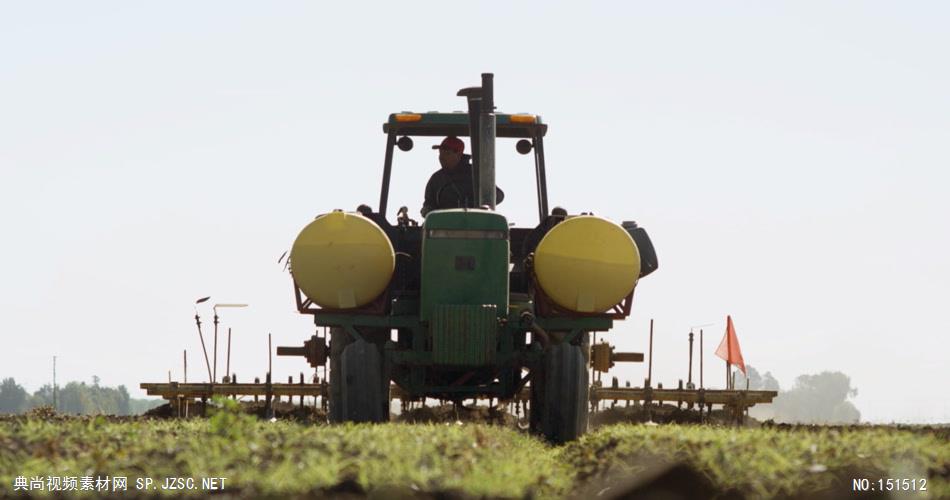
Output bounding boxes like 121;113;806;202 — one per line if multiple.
431;304;497;366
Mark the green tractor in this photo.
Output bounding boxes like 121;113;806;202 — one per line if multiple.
281;74;657;443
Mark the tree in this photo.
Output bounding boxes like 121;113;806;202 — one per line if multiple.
116;385;131;415
734;366;763;390
734;365;780;391
29;384;55;409
771;371;860;424
760;371;780;392
26;380;135;415
0;380;142;415
129;398;165;415
58;382;94;414
0;378;29;414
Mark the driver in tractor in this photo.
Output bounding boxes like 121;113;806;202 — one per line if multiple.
421;136;504;216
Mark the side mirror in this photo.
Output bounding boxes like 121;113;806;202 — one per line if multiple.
516;139;533;155
396;136;414;152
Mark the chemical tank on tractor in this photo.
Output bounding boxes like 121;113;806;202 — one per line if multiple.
281;74;658;443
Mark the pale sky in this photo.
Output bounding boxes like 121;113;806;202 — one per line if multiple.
1;2;947;423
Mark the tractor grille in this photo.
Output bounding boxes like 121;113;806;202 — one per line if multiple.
430;304;497;366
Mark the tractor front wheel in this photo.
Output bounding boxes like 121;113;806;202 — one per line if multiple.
531;333;589;443
327;327;350;423
329;328;390;423
339;339;390;423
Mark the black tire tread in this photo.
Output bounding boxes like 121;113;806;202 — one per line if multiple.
340;340;388;423
531;333;590;443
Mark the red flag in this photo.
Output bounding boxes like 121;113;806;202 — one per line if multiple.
715;315;746;375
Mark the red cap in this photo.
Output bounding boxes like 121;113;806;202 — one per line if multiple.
432;136;464;154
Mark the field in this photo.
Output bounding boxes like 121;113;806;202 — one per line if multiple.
1;405;947;499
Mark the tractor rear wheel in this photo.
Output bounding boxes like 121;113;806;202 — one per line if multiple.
327;327;350;423
339;339;390;423
531;333;589;443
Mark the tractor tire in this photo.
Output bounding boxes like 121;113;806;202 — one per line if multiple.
339;339;390;423
327;327;351;423
531;333;590;443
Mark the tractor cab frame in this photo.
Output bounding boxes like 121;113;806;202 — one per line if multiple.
378;112;551;223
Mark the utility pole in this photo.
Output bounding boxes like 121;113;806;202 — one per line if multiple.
700;329;704;389
214;303;247;383
687;332;694;389
52;356;57;412
690;323;713;390
213;309;219;384
226;327;232;382
647;319;654;387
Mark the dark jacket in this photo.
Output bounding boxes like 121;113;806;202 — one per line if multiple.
421;156;505;216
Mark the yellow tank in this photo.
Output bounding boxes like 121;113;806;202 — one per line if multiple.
290;211;395;309
533;216;640;313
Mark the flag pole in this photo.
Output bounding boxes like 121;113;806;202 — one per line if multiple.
726;316;733;389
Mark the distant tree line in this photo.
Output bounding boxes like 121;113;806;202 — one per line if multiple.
737;367;861;424
0;377;163;416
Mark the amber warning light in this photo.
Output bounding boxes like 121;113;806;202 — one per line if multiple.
393;113;422;122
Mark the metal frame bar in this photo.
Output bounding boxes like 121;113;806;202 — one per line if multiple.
140;382;325;398
140;384;777;410
533;137;544;223
383;121;547;138
379;131;397;218
531;273;634;321
292;278;389;316
590;387;778;405
534;134;550;220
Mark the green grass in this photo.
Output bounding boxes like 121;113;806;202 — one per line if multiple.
562;424;949;498
1;409;947;498
0;411;566;498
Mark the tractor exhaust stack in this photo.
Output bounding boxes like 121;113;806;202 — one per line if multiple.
457;72;497;209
